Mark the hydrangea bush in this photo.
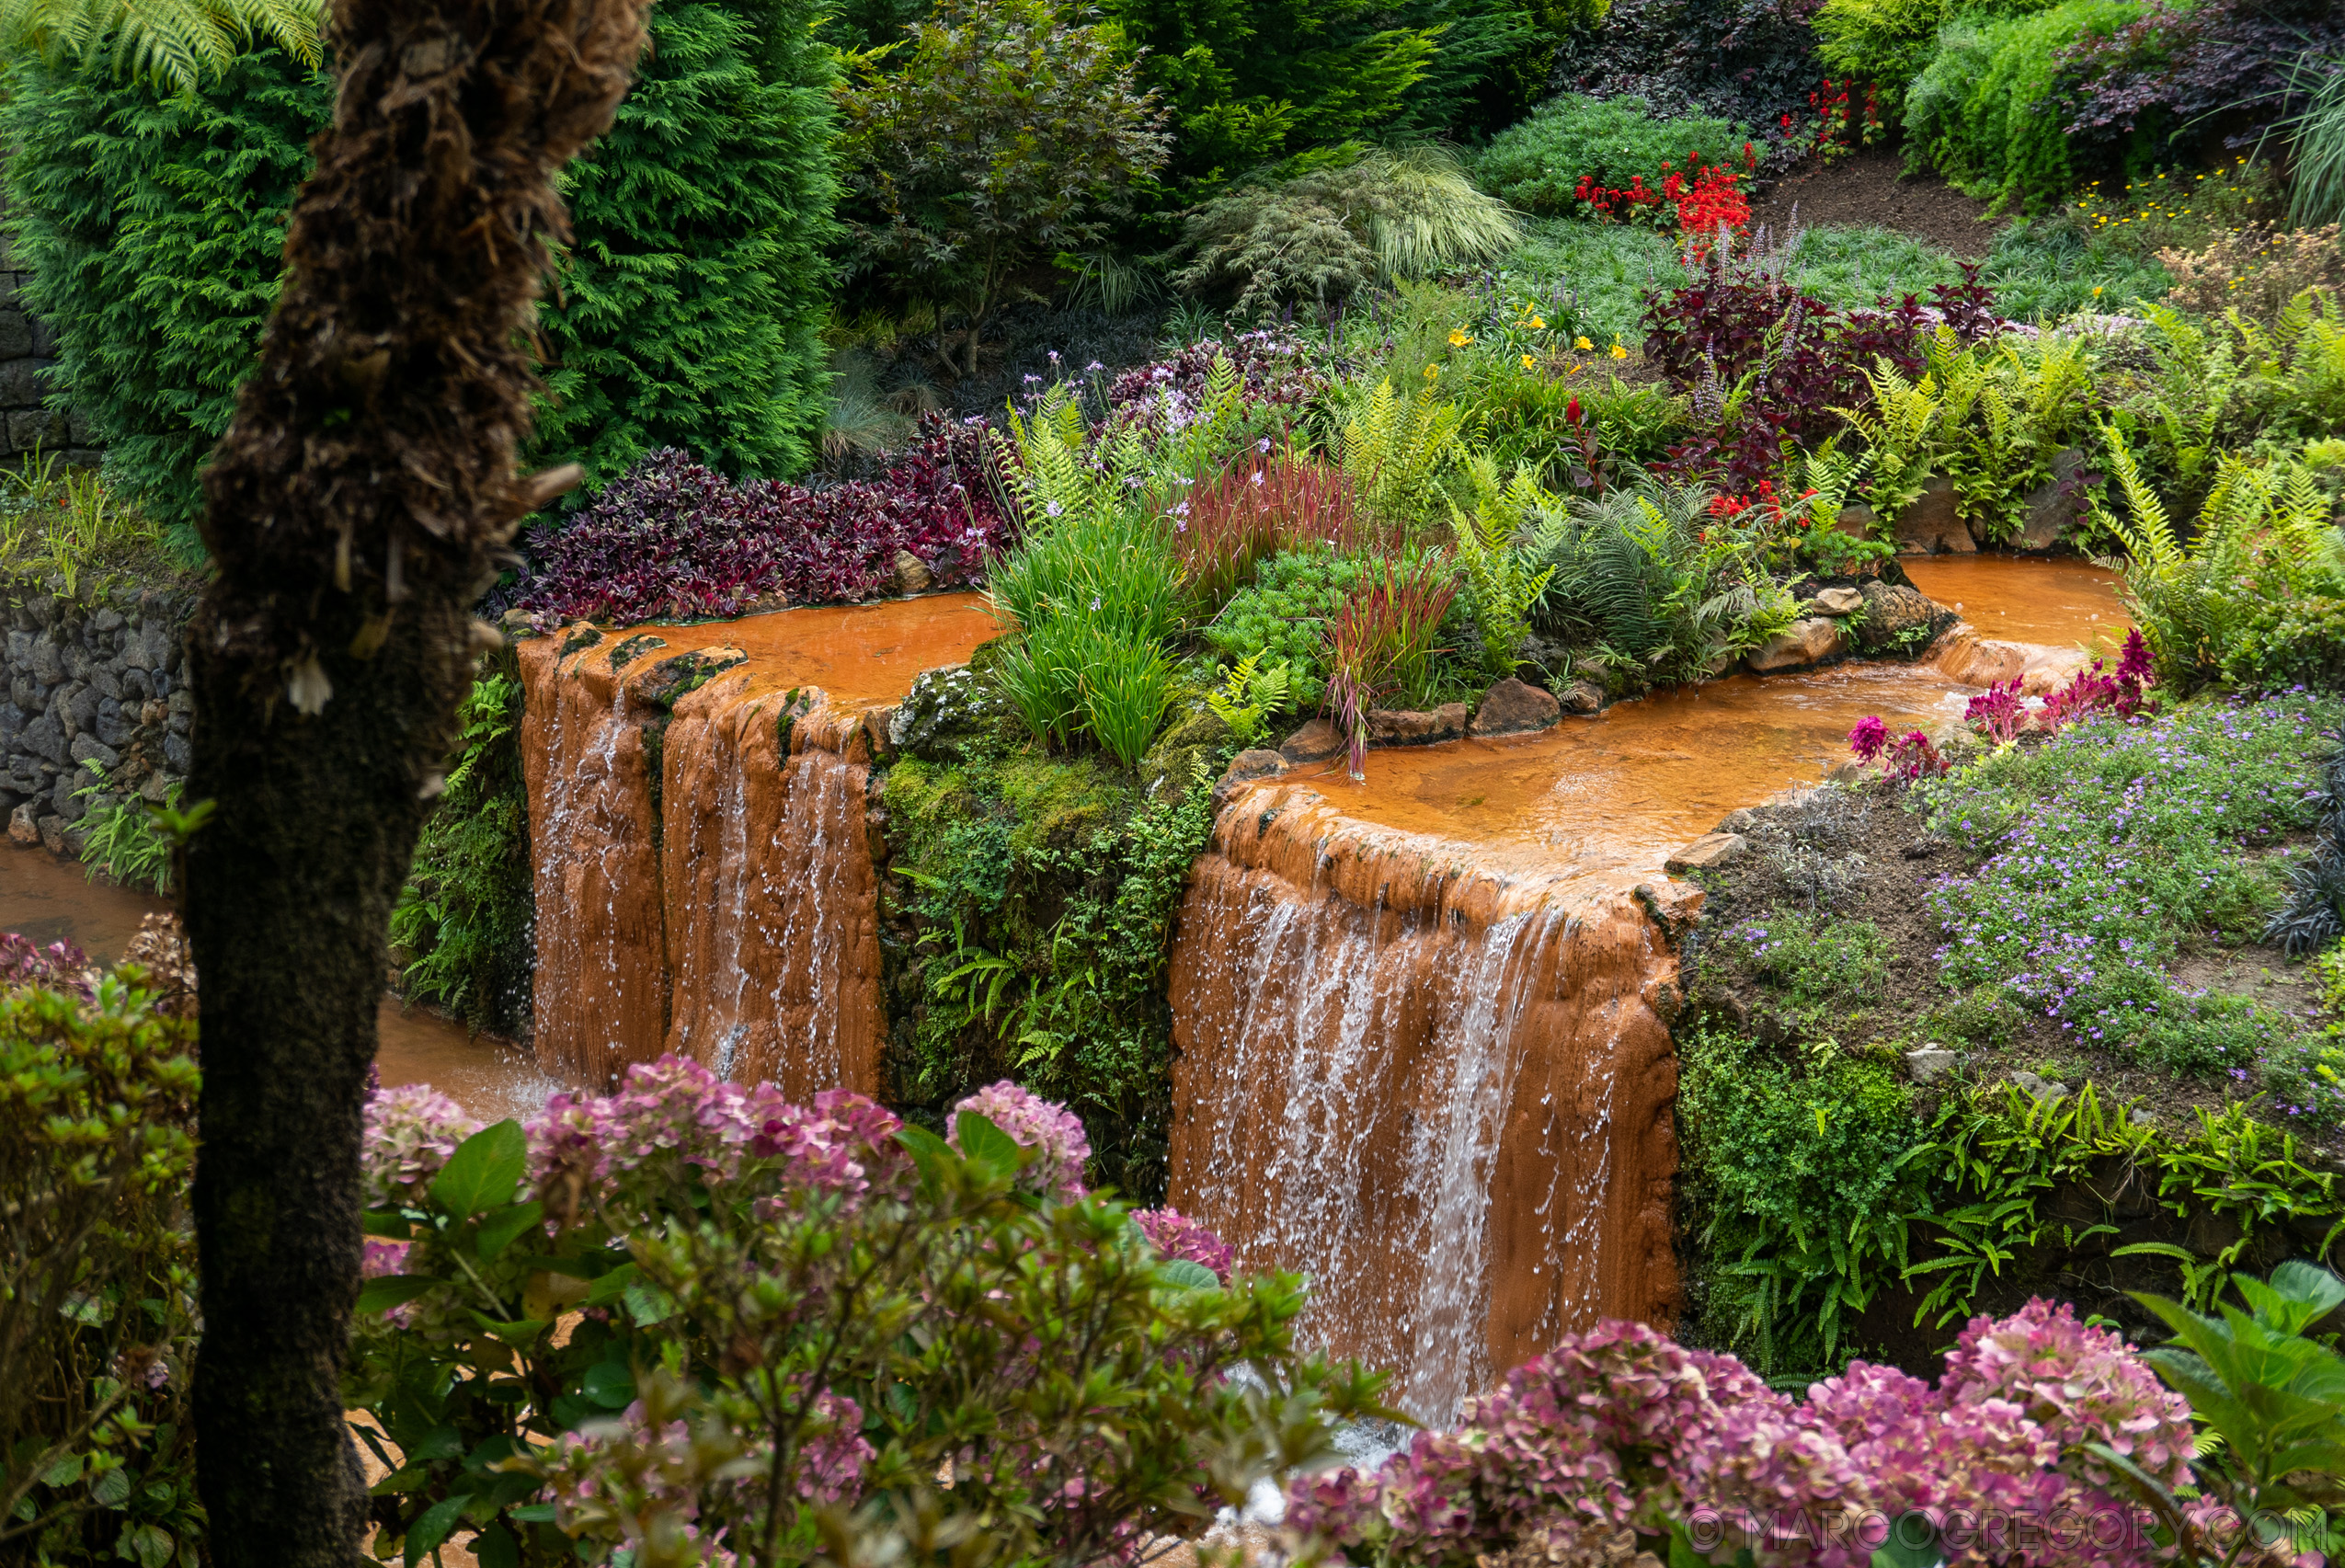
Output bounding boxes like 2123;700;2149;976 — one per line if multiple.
348;1057;1371;1568
505;417;1013;626
1286;1304;2280;1568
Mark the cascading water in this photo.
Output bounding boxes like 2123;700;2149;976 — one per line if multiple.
1167;794;1686;1425
517;596;1001;1093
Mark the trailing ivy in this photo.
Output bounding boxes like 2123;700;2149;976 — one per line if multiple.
391;652;533;1037
0;42;332;547
532;0;841;488
878;700;1229;1202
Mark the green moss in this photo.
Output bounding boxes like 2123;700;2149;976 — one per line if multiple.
879;738;1224;1201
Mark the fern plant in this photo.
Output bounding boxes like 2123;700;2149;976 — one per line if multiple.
0;0;320;94
1833;350;1945;522
1940;334;2093;544
1330;376;1469;535
1447;454;1562;679
2096;426;2338;690
1204;654;1293;745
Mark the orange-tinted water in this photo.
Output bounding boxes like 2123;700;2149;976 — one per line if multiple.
1903;556;2129;650
585;593;1001;709
0;842;563;1122
1294;661;1974;884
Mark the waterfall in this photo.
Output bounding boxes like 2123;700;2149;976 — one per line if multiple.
1166;784;1685;1425
519;629;889;1098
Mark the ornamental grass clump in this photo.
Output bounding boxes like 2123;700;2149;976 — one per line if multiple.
1172;453;1360;619
1321;557;1458;778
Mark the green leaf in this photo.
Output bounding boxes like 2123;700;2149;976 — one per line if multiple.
954;1110;1032;1173
360;1208;415;1238
475;1201;545;1264
356;1276;442;1315
430;1120;527;1220
507;1504;557;1525
622;1279;676;1328
465;1312;550;1346
1871;1512;1939;1568
89;1464;132;1507
582;1263;638;1307
582;1359;636;1411
1156;1258;1221;1291
125;1525;174;1568
2111;1242;2198;1264
409;1425;465;1464
405;1494;469;1568
474;1522;520;1568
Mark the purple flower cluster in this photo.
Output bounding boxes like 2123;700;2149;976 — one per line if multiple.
509;418;1013;626
1129;1207;1237;1282
0;932;93;998
1290;1307;2202;1568
948;1080;1093;1201
1104;331;1321;427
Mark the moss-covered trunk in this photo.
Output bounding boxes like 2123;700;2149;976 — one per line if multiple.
182;0;648;1560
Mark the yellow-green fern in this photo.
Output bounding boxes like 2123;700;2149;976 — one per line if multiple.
0;0;323;94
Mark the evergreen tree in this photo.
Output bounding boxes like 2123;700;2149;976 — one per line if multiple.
532;0;842;487
0;44;331;544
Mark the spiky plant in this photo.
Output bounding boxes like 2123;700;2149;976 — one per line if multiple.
2284;49;2345;229
0;0;319;92
1321;555;1458;777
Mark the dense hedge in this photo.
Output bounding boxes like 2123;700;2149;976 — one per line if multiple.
532;0;841;488
0;44;331;544
2;0;839;532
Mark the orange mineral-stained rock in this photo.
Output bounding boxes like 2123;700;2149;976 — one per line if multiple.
1166;782;1686;1425
518;595;1001;1095
659;686;887;1101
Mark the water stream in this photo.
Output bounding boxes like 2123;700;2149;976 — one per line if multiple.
0;843;562;1123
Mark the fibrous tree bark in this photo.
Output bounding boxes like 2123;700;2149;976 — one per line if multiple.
183;0;649;1562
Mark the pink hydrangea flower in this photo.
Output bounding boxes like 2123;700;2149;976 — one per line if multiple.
1130;1207;1236;1281
949;1081;1091;1200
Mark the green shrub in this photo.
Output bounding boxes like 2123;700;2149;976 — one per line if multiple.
1904;0;2146;214
1205;546;1377;707
391;654;533;1036
1677;1028;1928;1375
1814;0;1949;116
1533;480;1799;688
0;42;331;544
1475;94;1753;219
882;752;1221;1197
0;979;201;1565
1173;146;1521;314
533;0;843;488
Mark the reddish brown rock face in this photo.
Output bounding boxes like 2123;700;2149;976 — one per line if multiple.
1166;785;1686;1424
518;597;1000;1094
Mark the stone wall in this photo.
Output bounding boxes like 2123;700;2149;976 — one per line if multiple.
0;571;193;855
0;189;100;468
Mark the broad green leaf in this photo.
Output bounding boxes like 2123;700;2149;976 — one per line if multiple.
622;1279;676;1328
126;1525;174;1568
405;1494;469;1568
429;1120;526;1220
954;1111;1031;1173
475;1201;544;1264
1871;1512;1940;1568
360;1208;414;1238
474;1522;520;1568
408;1425;464;1464
1156;1259;1221;1291
465;1311;549;1346
582;1263;637;1307
356;1276;442;1315
89;1464;132;1506
582;1359;636;1411
507;1504;557;1525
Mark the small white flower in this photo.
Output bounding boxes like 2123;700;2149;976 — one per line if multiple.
1250;471;1265;486
1046;500;1063;517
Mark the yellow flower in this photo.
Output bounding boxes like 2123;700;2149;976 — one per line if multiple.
1521;353;1537;370
1424;362;1441;378
1610;342;1629;361
2092;286;2103;297
1528;315;1546;330
1448;329;1473;347
1574;335;1593;350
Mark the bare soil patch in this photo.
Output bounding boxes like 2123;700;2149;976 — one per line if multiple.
1750;146;2010;259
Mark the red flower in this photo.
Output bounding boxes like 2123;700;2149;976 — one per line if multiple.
1565;396;1583;426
